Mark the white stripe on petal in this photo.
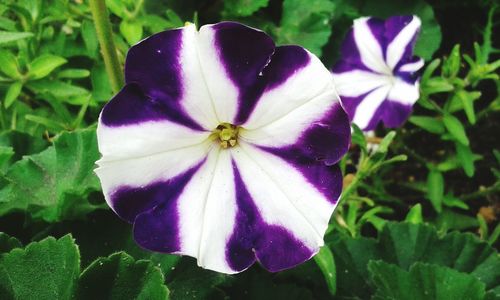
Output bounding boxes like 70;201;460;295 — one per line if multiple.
388;78;420;105
399;58;424;72
177;147;238;274
332;70;390;97
179;24;220;129
197;25;239;123
95;140;212;209
232;142;334;250
386;16;422;70
352;85;391;130
239;89;337;148
243;51;333;130
353;17;390;74
97;120;210;161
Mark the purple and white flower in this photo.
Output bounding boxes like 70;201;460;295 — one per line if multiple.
332;15;424;131
95;22;350;274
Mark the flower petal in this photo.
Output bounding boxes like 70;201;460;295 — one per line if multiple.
238;46;350;164
124;25;217;129
385;16;421;70
351;85;391;130
333;70;390;97
197;22;275;123
229;142;339;271
95;137;211;222
388;78;420;105
352;17;390;74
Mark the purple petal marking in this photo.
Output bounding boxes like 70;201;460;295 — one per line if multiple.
235;45;311;124
125;28;183;101
384;16;420;69
259;103;350;166
379;100;413;128
100;83;203;130
258;147;343;204
226;162;313;272
211;22;275;125
332;29;373;73
101;28;204;129
110;160;205;223
396;56;423;84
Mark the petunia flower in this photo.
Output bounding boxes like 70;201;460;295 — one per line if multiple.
332;15;424;131
95;22;350;274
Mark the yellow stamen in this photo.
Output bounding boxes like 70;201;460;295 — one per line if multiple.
213;123;239;149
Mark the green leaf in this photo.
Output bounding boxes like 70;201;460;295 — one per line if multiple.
427;169;444;213
0;50;20;79
369;261;486;300
277;0;335;56
77;252;169;300
0;146;14;172
81;20;99;58
360;0;441;61
120;19;143;45
405;204;423;224
29;54;67;80
443;114;469;146
223;0;269;17
57;69;91;79
350;123;367;153
0;232;22;253
0;129;103;222
457;90;477;125
332;222;500;298
314;246;336;296
0;31;34;44
27;80;89;100
455;142;475;177
168;259;229;300
0;235;80;300
409;116;445;134
4;81;23;108
442;44;461;78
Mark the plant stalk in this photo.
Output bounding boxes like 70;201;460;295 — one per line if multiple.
89;0;124;93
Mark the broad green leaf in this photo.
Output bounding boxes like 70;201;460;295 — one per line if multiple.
0;235;80;300
360;0;441;61
369;261;485;300
332;222;500;298
314;246;336;296
0;31;34;44
77;252;169;300
0;146;14;172
0;129;103;222
0;232;21;253
223;0;269;17
455;142;475;177
120;19;143;45
409;116;445;134
443;114;469;146
3;81;22;108
168;259;229;300
426;169;444;213
29;54;67;80
91;64;113;102
57;69;91;79
277;0;335;56
0;50;20;79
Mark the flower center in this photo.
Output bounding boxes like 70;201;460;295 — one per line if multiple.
214;123;239;149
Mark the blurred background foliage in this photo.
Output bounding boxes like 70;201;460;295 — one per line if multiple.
0;0;498;299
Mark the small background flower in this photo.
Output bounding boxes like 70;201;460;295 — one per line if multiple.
332;15;424;131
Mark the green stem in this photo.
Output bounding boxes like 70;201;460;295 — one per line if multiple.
460;183;500;201
89;0;124;93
